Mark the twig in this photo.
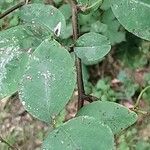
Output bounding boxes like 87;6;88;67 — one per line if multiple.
134;85;150;108
0;136;19;150
0;0;31;19
68;0;85;110
17;110;28;116
82;95;98;103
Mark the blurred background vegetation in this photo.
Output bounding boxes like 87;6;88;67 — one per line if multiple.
0;0;150;149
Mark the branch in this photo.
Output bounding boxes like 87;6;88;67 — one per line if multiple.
68;0;85;110
0;136;19;150
0;0;31;19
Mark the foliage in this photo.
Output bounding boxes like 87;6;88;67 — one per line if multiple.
111;0;150;41
118;120;150;150
19;39;76;123
77;101;137;134
0;0;150;149
91;78;117;101
75;32;111;65
42;116;114;150
117;33;150;69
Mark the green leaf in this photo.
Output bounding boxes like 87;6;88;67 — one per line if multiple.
79;10;101;27
42;116;115;150
117;71;139;99
102;9;126;45
77;101;138;134
0;25;49;99
77;0;103;13
111;0;150;41
59;4;71;20
61;22;73;39
0;24;50;51
19;4;66;37
59;5;73;39
90;21;108;34
100;0;111;10
0;51;28;100
19;39;76;123
75;32;111;65
53;0;62;5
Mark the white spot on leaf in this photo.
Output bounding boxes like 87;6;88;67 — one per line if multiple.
54;22;62;37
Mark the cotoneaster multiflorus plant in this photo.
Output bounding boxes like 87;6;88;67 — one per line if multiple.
0;0;150;149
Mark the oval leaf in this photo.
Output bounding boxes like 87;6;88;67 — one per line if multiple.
19;4;66;37
0;25;49;99
75;32;111;65
19;39;76;123
77;101;138;134
111;0;150;41
42;116;115;150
